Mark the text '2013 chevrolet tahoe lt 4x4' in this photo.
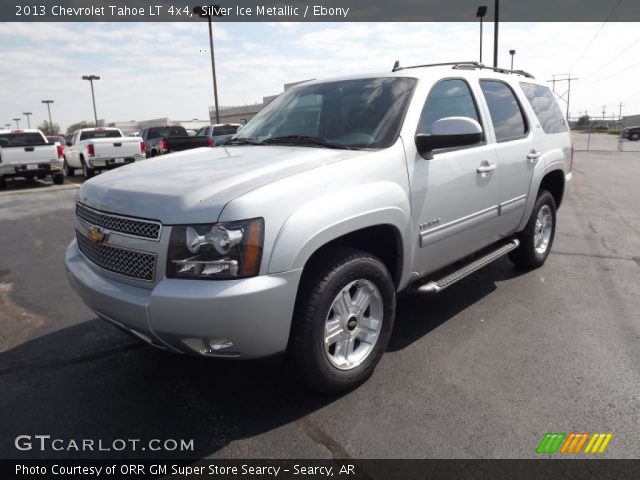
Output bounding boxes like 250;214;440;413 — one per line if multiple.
66;62;573;393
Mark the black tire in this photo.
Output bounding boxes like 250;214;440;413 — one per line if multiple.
63;158;75;177
0;177;5;189
52;173;64;185
631;133;639;141
24;173;35;181
81;157;94;179
37;173;46;180
509;190;557;269
288;247;396;394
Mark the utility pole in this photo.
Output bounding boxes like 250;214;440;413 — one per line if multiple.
23;112;32;128
13;118;21;129
82;75;100;126
42;100;54;133
493;0;499;68
602;105;606;121
546;74;578;121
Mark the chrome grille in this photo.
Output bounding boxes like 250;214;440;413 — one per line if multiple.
76;203;161;240
76;231;156;281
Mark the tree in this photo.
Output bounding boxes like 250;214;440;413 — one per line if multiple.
38;120;60;135
66;121;95;136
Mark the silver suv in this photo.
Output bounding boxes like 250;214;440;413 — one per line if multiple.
66;62;573;393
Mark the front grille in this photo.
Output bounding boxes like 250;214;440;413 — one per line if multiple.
76;231;156;281
76;203;161;240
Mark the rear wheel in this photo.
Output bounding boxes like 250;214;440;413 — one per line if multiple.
52;173;64;185
631;132;639;141
63;158;74;177
288;247;396;393
81;158;94;179
509;190;557;269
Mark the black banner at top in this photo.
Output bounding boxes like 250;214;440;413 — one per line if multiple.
3;0;640;22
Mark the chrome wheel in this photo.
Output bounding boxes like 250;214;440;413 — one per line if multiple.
324;279;383;370
534;205;553;255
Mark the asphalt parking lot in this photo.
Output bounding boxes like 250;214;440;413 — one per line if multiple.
1;136;639;460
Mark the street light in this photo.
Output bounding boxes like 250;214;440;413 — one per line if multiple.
13;118;21;129
23;112;33;128
194;5;223;124
476;6;487;63
42;100;54;134
509;49;516;71
82;74;101;126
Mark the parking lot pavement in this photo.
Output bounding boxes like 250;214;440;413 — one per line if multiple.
572;131;640;152
0;151;639;460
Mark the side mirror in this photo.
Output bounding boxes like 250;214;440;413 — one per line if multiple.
415;117;483;158
66;141;72;147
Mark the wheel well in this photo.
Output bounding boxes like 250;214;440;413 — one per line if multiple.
539;170;565;208
303;225;403;287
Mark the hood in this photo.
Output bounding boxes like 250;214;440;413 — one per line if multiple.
77;145;366;224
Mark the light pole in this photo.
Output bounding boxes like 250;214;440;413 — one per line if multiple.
13;118;21;129
509;49;516;71
42;100;54;133
82;74;100;126
23;112;33;128
4;124;10;129
194;5;222;124
476;6;487;63
493;0;499;68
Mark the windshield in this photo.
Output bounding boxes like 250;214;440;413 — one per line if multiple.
234;77;416;149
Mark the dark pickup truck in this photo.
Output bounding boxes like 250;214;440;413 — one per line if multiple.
622;126;640;141
140;126;212;157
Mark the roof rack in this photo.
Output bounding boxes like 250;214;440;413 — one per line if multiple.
391;60;535;79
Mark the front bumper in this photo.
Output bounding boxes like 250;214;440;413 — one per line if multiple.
65;239;302;359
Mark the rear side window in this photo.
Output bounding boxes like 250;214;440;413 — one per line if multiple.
212;125;240;136
80;130;122;140
0;132;47;146
418;79;480;134
519;82;568;134
147;127;187;138
479;80;527;142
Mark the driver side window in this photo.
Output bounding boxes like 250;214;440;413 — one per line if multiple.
418;79;480;134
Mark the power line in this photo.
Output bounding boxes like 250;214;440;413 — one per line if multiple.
581;35;640;81
568;0;624;72
547;74;578;121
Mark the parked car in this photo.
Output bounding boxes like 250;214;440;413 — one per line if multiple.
196;123;243;146
64;127;146;179
0;129;64;187
140;126;212;157
622;126;640;141
66;62;572;393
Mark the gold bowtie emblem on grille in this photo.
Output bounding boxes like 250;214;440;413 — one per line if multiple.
87;226;108;245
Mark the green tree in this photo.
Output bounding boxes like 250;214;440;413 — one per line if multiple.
38;120;60;135
65;121;95;136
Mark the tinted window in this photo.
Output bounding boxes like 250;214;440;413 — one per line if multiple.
146;127;188;139
0;132;47;146
80;130;122;140
212;125;240;136
519;82;568;134
236;77;417;149
480;80;527;142
418;79;480;134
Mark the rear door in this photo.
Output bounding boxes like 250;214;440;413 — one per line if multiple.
478;79;538;236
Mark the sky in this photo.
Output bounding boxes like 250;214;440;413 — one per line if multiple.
1;21;639;132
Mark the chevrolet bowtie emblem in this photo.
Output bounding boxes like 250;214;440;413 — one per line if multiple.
87;226;108;245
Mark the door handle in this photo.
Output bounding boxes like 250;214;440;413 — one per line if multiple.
477;162;497;173
527;150;542;162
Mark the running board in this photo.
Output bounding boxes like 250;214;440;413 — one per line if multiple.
416;238;520;295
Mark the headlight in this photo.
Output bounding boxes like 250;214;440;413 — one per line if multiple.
167;218;264;279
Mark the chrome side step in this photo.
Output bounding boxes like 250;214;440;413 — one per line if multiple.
417;238;520;295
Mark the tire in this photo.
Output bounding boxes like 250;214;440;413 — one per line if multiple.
509;190;557;269
63;158;75;177
37;173;46;180
81;158;94;179
631;133;639;141
0;177;5;189
24;173;35;181
52;173;64;185
288;247;396;394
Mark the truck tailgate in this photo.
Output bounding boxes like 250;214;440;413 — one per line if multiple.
168;136;210;152
0;145;58;165
92;138;141;159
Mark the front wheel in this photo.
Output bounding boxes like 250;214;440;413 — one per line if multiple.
288;247;396;394
509;190;557;269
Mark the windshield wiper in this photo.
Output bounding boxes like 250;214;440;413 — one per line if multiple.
261;135;350;150
222;137;263;146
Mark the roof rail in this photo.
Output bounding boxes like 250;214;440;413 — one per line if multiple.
392;61;535;79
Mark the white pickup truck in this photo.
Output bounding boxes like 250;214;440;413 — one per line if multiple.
0;129;64;188
64;127;146;179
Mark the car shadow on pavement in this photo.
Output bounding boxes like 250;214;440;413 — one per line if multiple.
389;257;527;352
0;257;528;460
